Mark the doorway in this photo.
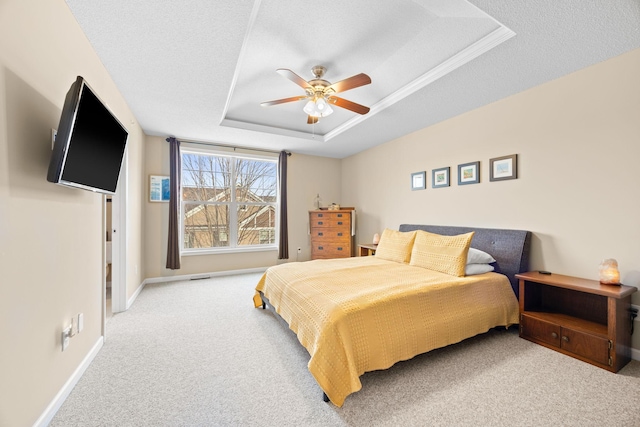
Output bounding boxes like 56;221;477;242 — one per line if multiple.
105;196;113;322
103;151;128;337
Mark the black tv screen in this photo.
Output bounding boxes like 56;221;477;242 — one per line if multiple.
47;76;128;194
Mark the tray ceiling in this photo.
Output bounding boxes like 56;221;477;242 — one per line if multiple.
221;0;512;141
64;0;640;158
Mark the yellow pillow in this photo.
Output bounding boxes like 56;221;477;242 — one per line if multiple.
409;230;475;277
374;229;416;263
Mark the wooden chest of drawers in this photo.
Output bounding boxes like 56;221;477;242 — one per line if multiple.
309;209;355;259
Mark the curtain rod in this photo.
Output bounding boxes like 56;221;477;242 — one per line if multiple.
165;138;291;156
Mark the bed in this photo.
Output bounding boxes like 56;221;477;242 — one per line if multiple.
253;224;531;406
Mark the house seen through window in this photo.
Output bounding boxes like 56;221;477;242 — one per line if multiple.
181;148;278;252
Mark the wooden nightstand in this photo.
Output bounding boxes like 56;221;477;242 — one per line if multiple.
358;243;378;257
516;271;637;372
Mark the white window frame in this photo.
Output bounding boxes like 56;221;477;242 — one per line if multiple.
180;144;279;255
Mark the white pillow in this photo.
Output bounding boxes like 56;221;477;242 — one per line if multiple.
465;263;495;275
466;248;496;265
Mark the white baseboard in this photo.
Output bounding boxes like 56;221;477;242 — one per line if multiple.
126;279;147;310
126;267;269;309
33;337;103;427
143;266;268;285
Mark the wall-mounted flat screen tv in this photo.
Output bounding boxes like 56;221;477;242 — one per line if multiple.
47;76;128;194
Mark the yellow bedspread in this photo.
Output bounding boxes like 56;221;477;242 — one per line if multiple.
253;256;519;406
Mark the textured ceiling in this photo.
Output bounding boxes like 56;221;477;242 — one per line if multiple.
64;0;640;158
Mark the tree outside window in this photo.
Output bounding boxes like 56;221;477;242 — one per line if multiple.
181;150;277;251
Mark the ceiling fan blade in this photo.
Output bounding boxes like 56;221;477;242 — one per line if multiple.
260;95;308;107
276;68;313;91
328;96;370;115
307;115;318;125
326;73;371;94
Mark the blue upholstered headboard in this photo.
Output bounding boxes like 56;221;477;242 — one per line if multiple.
398;224;531;298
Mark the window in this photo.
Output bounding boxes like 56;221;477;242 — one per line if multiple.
181;147;278;253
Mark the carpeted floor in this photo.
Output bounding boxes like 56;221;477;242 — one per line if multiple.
50;273;640;427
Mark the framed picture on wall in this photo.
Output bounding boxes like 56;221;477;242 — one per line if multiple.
490;154;518;181
150;175;170;202
457;161;480;185
432;167;450;188
411;171;426;190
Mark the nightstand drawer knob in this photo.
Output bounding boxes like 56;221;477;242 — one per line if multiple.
562;336;569;343
551;332;558;339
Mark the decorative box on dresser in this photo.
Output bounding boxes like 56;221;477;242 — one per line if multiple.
309;209;355;259
517;271;637;373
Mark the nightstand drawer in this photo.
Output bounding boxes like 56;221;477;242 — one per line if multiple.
561;328;610;366
521;314;561;347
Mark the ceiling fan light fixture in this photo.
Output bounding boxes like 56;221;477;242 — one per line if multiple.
316;97;328;111
321;103;333;117
303;97;333;118
303;100;317;116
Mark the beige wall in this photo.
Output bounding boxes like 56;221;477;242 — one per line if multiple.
0;0;145;425
0;1;637;424
144;136;342;278
342;48;640;350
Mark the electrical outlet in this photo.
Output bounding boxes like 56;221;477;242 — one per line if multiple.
51;129;57;149
61;326;72;352
77;313;84;333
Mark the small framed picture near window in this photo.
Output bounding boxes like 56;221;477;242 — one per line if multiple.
432;167;450;188
457;161;480;185
150;175;170;202
490;154;517;181
411;171;426;190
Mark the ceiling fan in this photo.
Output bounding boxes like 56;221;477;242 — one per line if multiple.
260;65;371;124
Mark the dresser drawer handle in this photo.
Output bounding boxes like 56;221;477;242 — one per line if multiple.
337;247;343;251
337;232;343;236
337;221;343;225
551;332;558;339
337;213;343;217
318;246;324;250
318;232;323;236
317;221;323;225
318;213;323;217
562;336;569;343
